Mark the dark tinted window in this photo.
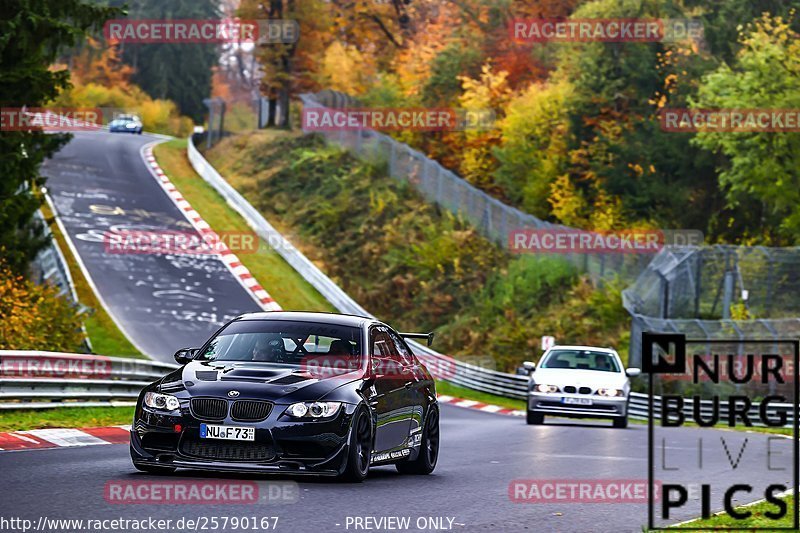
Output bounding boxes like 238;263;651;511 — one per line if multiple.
200;320;362;366
540;350;620;372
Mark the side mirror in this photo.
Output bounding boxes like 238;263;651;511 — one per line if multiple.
522;361;536;374
625;368;641;378
174;348;198;365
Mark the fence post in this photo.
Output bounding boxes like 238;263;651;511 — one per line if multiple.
435;166;443;203
481;204;492;237
388;138;397;178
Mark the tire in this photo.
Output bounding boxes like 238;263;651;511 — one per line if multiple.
526;410;544;425
134;462;176;474
613;416;628;429
339;406;372;482
396;407;439;475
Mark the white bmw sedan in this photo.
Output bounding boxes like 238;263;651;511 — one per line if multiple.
522;345;640;428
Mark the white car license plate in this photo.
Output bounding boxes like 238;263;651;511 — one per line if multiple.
200;423;255;441
562;397;593;406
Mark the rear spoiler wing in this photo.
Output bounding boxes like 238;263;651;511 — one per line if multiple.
399;332;435;347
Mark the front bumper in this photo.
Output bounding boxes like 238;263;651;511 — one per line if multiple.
130;402;358;475
528;392;628;419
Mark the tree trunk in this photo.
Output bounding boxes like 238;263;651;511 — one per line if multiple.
278;87;290;129
267;98;278;127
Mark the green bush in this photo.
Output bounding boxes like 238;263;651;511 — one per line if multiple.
0;264;85;351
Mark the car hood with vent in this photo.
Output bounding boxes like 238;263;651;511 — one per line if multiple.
156;360;367;404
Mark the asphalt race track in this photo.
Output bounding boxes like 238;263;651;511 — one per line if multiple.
1;404;793;532
23;131;793;532
41;131;263;361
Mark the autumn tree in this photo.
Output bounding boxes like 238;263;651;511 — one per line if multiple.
0;265;85;351
1;0;120;274
693;14;800;243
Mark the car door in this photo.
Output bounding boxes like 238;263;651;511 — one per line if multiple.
370;326;414;453
386;328;428;439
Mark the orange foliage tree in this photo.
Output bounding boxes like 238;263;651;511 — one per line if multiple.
0;263;85;351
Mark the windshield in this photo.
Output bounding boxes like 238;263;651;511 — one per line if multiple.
200;319;363;368
540;349;620;373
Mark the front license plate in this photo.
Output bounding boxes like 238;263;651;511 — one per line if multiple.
562;397;593;406
199;423;255;441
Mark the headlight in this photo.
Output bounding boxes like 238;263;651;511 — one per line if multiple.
533;384;559;393
285;402;342;419
144;391;181;411
597;388;624;397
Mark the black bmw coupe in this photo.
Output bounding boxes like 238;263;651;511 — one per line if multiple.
130;312;439;481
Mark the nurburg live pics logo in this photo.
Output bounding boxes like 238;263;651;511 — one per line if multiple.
643;332;799;530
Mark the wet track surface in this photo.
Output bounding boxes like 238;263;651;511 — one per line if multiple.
1;404;793;532
41;132;262;361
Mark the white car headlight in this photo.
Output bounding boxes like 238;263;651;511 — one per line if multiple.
144;391;181;411
533;384;559;393
597;388;624;397
285;402;342;419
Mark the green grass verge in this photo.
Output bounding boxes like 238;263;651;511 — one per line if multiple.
435;380;524;411
674;494;794;529
0;406;135;432
40;200;143;357
153;139;335;313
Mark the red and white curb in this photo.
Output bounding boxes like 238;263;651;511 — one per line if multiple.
437;394;524;417
0;396;522;452
141;143;281;312
0;425;131;452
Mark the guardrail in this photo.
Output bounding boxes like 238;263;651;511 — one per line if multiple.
2;352;792;428
31;210;77;304
0;351;177;409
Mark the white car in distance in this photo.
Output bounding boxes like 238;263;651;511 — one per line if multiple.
523;345;640;428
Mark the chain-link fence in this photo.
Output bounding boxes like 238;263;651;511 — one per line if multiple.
299;91;654;282
30;210;77;303
624;245;800;365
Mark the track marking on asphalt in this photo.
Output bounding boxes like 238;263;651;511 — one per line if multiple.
0;432;57;451
42;194;152;358
436;394;525;416
20;428;110;447
140;142;281;312
0;426;130;453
